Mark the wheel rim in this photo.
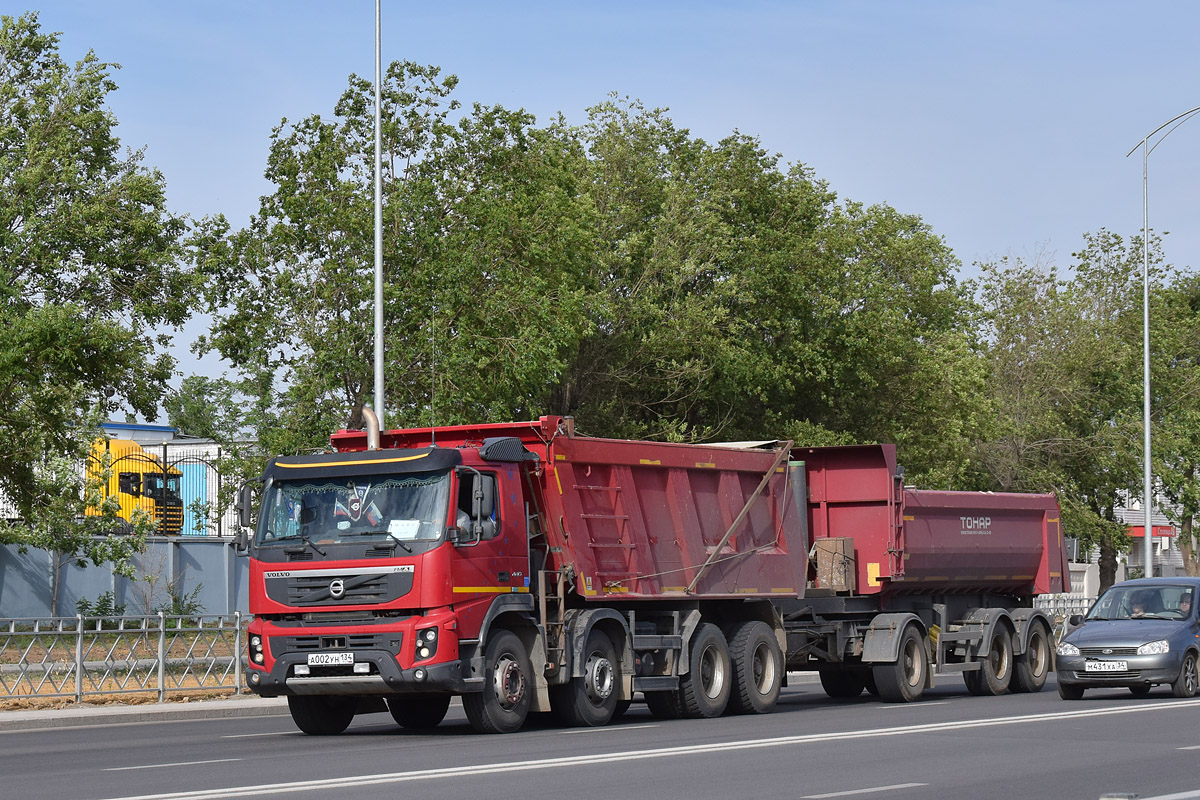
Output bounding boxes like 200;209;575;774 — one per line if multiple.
989;633;1010;679
1187;656;1198;695
585;651;615;704
1028;630;1047;677
494;654;526;710
751;641;776;694
700;644;727;699
902;636;924;688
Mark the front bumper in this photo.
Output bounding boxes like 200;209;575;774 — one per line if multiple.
248;648;470;696
1056;653;1183;687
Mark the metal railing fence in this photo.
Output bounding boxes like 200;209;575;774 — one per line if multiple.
0;613;247;703
1035;594;1096;640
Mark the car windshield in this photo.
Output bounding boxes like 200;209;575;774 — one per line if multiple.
1086;584;1195;621
257;471;450;547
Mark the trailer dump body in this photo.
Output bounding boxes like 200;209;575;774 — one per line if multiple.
798;443;1068;597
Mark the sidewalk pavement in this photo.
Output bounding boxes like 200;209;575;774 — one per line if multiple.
0;694;290;732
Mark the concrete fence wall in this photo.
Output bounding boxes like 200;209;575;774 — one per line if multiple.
0;538;249;618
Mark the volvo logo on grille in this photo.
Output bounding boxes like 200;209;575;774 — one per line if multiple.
329;578;345;599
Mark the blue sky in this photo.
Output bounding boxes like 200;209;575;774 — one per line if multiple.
24;1;1200;391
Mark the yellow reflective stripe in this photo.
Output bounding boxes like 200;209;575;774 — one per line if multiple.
452;586;530;593
275;452;430;468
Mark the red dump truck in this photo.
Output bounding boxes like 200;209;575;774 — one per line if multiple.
237;414;1069;734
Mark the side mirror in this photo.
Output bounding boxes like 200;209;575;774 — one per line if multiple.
1068;614;1083;627
235;480;259;551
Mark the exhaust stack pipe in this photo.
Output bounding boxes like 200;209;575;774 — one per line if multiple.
361;404;381;451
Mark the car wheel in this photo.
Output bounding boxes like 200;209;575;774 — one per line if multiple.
1172;651;1199;699
1057;681;1085;700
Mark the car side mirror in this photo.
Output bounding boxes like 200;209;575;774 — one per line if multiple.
1068;614;1083;627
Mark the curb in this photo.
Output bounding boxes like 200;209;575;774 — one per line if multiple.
0;696;290;732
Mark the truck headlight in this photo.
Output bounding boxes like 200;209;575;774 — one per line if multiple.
1137;639;1169;655
1056;642;1080;657
416;627;439;661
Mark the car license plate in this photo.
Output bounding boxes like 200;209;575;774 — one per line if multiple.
307;652;354;666
1084;660;1128;672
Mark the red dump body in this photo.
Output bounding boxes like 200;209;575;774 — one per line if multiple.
801;443;1070;597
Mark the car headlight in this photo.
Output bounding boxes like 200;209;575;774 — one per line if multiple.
1056;641;1080;657
1137;639;1170;656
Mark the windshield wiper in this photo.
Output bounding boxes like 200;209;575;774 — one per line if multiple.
372;538;413;554
284;533;326;557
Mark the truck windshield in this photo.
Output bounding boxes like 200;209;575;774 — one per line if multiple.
143;474;181;501
257;471;450;547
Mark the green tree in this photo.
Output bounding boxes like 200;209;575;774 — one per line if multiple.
0;12;187;606
971;231;1148;590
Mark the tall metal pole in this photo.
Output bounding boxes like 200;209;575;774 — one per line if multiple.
373;0;385;428
1141;140;1153;578
1126;104;1200;578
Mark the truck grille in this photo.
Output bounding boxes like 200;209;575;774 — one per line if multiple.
263;568;415;607
272;633;392;652
286;573;389;604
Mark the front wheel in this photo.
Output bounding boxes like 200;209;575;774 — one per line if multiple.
287;695;355;735
873;625;927;703
463;630;533;734
1012;621;1050;693
388;694;451;729
550;628;620;727
1057;681;1085;700
1172;651;1199;698
680;623;731;718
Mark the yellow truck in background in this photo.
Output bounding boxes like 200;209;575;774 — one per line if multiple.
87;438;184;535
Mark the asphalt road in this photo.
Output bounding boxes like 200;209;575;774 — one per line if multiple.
3;676;1198;800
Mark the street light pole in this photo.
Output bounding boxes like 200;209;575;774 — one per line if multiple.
373;0;385;429
1126;104;1200;579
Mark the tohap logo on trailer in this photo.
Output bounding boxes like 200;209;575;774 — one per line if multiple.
960;516;992;535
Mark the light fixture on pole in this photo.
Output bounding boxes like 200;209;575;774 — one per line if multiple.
1126;104;1200;578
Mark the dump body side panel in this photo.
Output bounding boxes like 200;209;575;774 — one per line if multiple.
538;434;808;601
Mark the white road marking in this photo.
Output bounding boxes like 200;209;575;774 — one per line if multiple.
882;701;949;708
562;723;660;734
1177;745;1200;750
1140;790;1200;800
103;698;1200;800
802;783;927;798
105;758;242;772
221;732;291;739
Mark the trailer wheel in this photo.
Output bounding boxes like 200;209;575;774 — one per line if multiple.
550;628;620;727
726;621;782;714
1012;621;1050;693
964;626;1013;696
818;670;866;699
463;630;532;734
644;688;684;719
287;695;355;735
1171;651;1198;698
872;625;927;703
680;622;732;718
388;693;451;730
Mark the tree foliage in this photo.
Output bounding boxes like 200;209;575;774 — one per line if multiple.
0;12;185;587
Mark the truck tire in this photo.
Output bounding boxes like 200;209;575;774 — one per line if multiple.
964;626;1013;696
1012;620;1050;693
1171;651;1198;698
550;628;620;727
287;695;355;735
463;630;533;734
819;669;866;699
388;693;451;729
680;622;732;718
872;625;927;703
644;688;685;719
726;620;782;714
